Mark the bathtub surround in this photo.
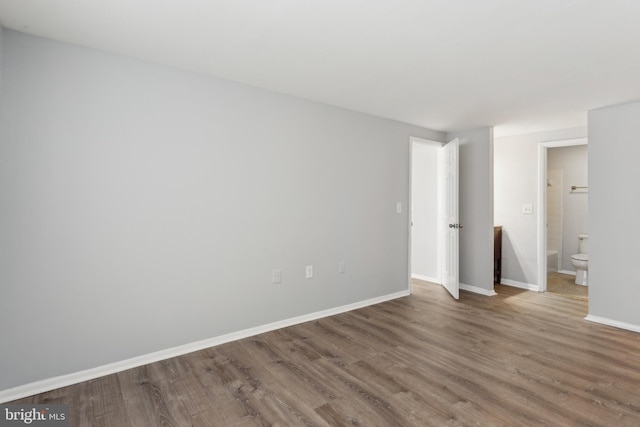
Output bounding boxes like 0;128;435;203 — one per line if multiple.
546;169;563;269
547;250;559;273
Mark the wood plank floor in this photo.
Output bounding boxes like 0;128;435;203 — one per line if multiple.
12;280;640;426
547;271;588;301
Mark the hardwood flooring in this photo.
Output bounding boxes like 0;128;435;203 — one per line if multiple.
12;280;640;426
547;271;588;301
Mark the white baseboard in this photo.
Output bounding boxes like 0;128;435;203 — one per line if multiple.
0;289;409;404
411;273;440;284
585;315;640;334
459;283;497;297
559;270;577;276
500;278;540;292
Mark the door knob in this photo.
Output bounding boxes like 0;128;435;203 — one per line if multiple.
459;224;463;229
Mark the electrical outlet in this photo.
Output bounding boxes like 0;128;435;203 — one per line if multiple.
305;265;313;279
522;204;533;214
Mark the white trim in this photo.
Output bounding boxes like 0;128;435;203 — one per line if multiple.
542;138;588;148
537;143;547;291
0;290;409;403
411;273;440;284
585;315;640;334
500;278;540;292
459;282;497;296
559;270;577;276
408;138;418;292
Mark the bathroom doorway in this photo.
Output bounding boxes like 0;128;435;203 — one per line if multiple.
537;138;588;299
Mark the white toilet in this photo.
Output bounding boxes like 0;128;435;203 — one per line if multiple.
570;234;589;286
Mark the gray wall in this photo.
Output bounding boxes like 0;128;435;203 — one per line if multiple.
0;25;4;93
547;145;588;272
588;101;640;328
447;128;494;291
0;25;4;95
410;140;439;281
0;30;445;391
494;127;587;286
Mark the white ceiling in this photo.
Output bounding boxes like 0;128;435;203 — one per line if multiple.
1;0;639;136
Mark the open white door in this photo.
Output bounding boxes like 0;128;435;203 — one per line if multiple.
438;138;460;299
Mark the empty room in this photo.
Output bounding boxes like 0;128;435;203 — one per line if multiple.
1;1;639;426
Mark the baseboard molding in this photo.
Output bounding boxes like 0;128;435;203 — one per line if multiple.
459;283;497;297
0;289;409;403
559;270;577;276
411;273;440;284
584;315;640;334
500;278;540;292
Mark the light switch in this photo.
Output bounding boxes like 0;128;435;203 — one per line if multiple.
396;202;402;214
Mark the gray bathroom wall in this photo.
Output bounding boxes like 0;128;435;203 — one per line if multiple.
0;30;445;392
588;101;640;329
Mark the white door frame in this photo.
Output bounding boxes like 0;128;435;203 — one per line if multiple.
537;137;588;292
408;136;443;292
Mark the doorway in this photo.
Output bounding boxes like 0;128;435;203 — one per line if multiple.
409;138;441;286
409;136;460;300
537;138;588;294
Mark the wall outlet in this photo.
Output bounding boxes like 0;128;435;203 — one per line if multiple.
272;269;282;284
305;265;313;279
522;204;533;214
338;261;345;273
